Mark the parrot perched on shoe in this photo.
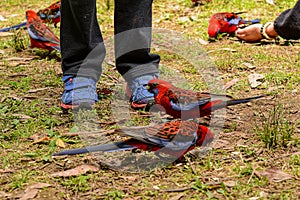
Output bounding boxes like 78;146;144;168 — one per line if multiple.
52;120;214;160
0;1;60;32
208;12;260;38
146;79;265;119
26;10;60;51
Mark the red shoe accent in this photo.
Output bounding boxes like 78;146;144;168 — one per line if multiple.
131;101;147;109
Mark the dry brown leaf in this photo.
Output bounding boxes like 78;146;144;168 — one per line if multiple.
223;78;239;90
198;38;209;45
55;138;66;148
54;65;63;75
170;193;184;200
254;167;293;182
6;57;37;61
0;191;11;198
223;180;236;187
242;62;256;69
213;139;229;149
51;164;100;177
266;0;276;6
19;183;51;200
28;87;51;93
31;135;51;144
120;176;138;181
0;15;8;21
248;73;265;88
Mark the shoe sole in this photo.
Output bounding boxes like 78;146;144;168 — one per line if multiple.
61;102;93;114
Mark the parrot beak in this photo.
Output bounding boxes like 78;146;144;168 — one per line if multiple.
145;85;150;91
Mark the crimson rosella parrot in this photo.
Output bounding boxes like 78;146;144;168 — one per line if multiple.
37;0;61;28
52;120;214;160
208;12;260;38
146;79;265;119
0;1;60;32
26;10;60;51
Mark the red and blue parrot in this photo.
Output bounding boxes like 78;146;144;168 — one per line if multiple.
0;1;60;32
146;79;265;119
208;12;260;38
26;10;60;51
37;0;61;28
52;120;214;160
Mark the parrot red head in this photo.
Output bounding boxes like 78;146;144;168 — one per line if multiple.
208;19;221;38
146;79;173;96
26;10;40;21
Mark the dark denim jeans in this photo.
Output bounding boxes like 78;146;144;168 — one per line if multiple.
60;0;160;82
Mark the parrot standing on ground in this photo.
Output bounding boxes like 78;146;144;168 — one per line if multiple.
26;10;60;51
208;12;260;38
37;0;61;28
52;120;214;160
146;79;265;119
0;1;61;32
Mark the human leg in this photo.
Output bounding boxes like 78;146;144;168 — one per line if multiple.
60;0;105;110
114;0;160;108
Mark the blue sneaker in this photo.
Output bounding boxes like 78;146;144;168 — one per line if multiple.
61;75;98;112
127;74;158;109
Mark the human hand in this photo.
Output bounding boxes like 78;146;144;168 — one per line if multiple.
235;24;263;42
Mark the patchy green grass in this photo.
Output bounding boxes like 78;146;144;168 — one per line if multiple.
0;0;299;199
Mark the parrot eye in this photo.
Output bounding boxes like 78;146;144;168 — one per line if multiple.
152;82;159;87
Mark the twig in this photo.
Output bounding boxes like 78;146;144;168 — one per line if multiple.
61;129;115;137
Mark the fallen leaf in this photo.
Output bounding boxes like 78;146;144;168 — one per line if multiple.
54;65;63;75
0;191;11;198
266;0;276;6
170;193;184;200
120;176;138;181
0;49;4;54
55;138;66;148
223;180;235;187
28;87;51;93
0;32;14;37
27;183;51;190
0;15;8;21
0;168;14;173
242;62;256;69
31;133;51;144
12;113;32;120
223;78;239;90
177;16;190;23
6;57;37;61
213;139;229;149
51;164;100;177
248;73;265;88
254;167;293;182
19;183;51;200
208;48;237;53
198;38;209;45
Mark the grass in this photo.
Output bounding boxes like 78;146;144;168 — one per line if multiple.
0;0;299;199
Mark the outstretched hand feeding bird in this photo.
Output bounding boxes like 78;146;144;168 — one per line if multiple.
146;79;265;119
208;12;260;38
52;120;214;160
26;10;60;51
